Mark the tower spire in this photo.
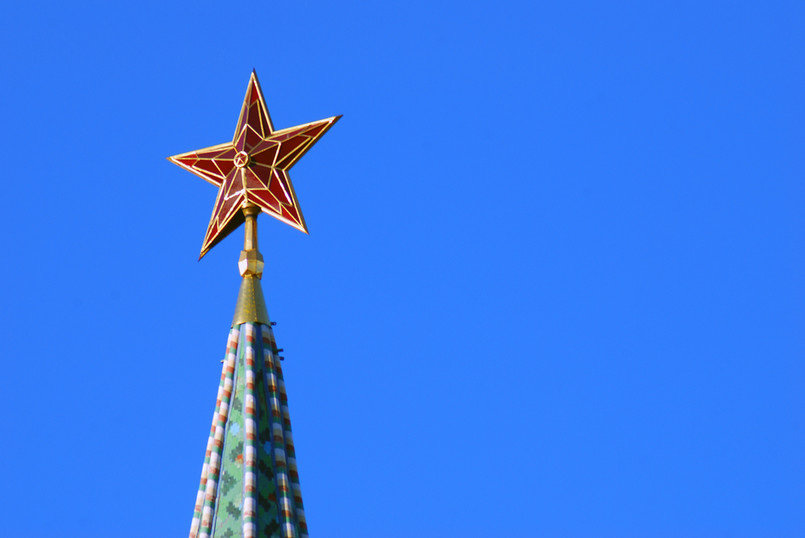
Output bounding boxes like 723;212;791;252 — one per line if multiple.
168;71;338;538
189;203;309;538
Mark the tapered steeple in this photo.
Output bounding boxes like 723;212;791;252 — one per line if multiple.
167;71;339;537
189;205;308;537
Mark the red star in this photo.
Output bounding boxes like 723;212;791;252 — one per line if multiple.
168;71;340;258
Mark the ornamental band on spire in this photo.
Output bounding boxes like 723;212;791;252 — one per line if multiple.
168;70;340;258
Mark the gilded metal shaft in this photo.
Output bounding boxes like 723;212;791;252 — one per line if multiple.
243;202;259;252
233;203;270;326
238;203;264;278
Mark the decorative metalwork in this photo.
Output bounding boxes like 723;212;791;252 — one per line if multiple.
169;70;340;258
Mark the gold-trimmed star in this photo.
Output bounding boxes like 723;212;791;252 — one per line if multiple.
168;70;340;258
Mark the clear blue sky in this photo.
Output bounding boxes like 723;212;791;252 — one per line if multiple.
1;2;803;536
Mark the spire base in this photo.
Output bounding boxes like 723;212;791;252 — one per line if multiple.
232;275;270;326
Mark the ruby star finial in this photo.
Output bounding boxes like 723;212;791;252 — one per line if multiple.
168;71;340;259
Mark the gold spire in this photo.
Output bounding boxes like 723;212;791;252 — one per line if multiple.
232;203;270;326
